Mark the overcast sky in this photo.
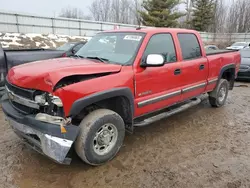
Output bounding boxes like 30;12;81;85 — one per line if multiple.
1;0;232;18
1;0;93;17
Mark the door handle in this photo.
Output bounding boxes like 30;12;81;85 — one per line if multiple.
174;69;181;75
199;64;205;70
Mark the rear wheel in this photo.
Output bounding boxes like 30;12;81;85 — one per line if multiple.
74;109;125;165
209;79;229;107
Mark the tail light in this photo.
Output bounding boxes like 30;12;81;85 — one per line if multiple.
62;53;67;57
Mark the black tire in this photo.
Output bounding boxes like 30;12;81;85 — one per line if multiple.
74;109;125;166
209;79;229;107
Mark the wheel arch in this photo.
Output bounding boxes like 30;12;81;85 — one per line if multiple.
218;64;236;90
69;87;134;132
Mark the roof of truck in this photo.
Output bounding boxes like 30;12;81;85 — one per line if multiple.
102;28;198;34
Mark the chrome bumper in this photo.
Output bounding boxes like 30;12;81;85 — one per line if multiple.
7;117;73;164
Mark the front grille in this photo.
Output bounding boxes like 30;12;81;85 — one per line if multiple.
11;101;39;114
6;80;35;100
6;80;39;114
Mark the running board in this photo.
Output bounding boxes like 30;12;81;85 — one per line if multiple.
134;98;201;127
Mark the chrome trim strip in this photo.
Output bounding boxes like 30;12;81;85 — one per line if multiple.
5;86;39;109
137;90;181;108
208;78;218;85
137;81;210;108
182;82;207;93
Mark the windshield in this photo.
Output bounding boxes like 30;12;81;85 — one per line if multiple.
241;50;250;58
75;32;145;65
57;43;75;51
232;42;247;47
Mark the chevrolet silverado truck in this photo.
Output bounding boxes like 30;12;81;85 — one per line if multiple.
2;28;241;166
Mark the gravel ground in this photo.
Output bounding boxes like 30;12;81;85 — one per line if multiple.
0;82;250;188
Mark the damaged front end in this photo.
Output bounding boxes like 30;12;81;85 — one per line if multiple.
2;80;79;164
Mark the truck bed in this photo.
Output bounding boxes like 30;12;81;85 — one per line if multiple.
206;49;238;56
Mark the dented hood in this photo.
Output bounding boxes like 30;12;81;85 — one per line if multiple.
8;58;122;92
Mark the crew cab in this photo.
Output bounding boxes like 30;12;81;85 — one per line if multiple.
2;28;241;165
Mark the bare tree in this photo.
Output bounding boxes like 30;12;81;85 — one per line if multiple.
131;0;143;25
185;0;194;24
89;0;142;25
237;0;250;33
225;0;250;34
208;0;228;40
213;0;228;33
89;0;111;22
59;6;91;20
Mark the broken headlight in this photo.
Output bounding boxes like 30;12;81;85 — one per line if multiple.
34;93;64;117
34;93;63;107
35;94;46;105
51;96;63;107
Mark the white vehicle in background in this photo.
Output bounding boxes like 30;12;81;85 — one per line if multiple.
226;42;250;50
204;45;219;50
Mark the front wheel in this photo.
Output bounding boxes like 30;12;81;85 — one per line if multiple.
209;79;229;107
74;109;125;166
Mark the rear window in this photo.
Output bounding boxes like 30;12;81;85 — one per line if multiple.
178;34;202;60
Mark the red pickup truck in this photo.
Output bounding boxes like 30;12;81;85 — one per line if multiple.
2;28;240;165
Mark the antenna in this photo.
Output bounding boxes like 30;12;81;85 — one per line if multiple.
136;18;142;30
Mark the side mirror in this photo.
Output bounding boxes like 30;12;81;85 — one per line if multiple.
72;49;76;54
141;54;165;67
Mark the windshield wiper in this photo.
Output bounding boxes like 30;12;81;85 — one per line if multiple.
86;56;110;63
72;54;85;58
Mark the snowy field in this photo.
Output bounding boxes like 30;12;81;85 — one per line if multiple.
0;32;91;49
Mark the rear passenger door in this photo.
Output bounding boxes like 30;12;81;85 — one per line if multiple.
177;33;208;100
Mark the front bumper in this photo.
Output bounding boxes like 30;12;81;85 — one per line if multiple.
2;98;80;164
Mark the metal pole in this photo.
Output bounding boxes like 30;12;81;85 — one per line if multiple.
79;20;81;36
15;14;19;33
51;18;55;34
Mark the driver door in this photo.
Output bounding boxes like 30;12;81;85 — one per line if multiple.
134;33;183;117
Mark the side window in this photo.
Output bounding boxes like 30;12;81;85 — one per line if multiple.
177;34;202;60
144;34;176;63
73;43;84;52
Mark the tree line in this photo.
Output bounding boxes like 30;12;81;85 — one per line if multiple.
59;0;250;33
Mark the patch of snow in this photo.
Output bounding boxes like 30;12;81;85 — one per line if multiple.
2;33;21;41
5;33;21;37
0;42;9;48
1;41;23;48
69;35;84;39
50;40;56;48
0;32;90;49
57;34;69;38
47;34;58;40
35;42;41;47
83;37;92;41
26;33;45;39
41;42;50;49
55;38;68;43
20;34;27;39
